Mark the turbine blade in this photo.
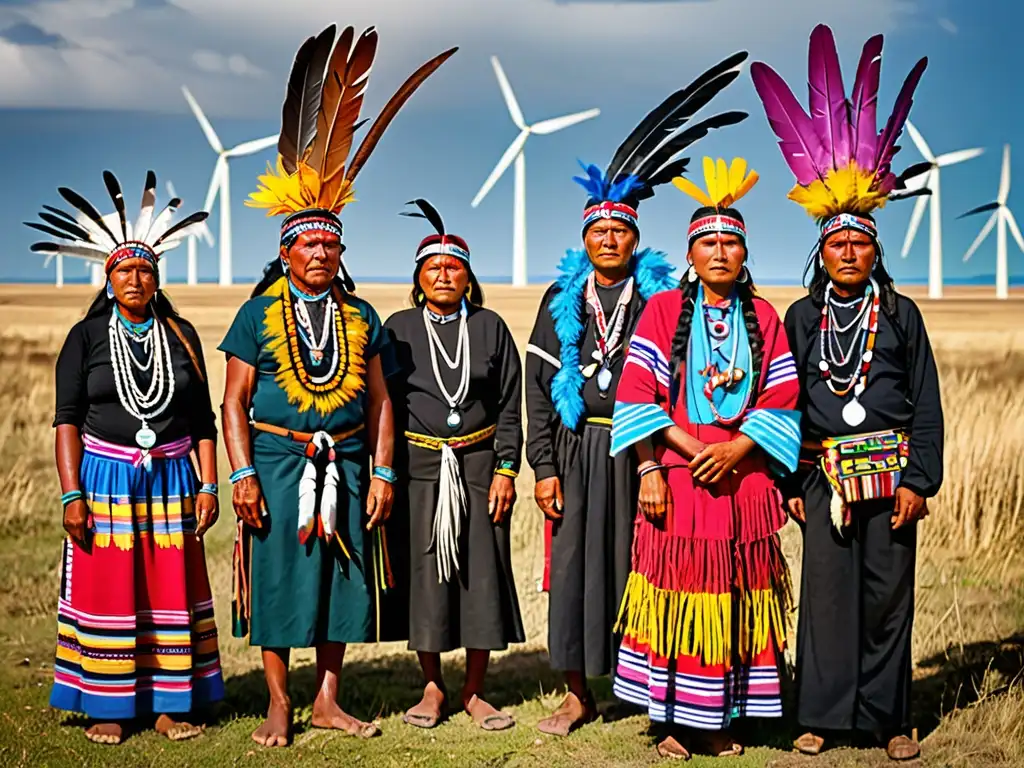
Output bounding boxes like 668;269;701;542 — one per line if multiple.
900;188;931;258
226;135;279;157
491;57;526;130
1004;208;1024;253
998;144;1011;204
935;147;984;166
905;120;934;162
43;253;55;268
166;180;178;199
962;211;998;262
471;129;529;207
203;156;227;213
182;86;224;154
199;221;215;248
531;108;601;135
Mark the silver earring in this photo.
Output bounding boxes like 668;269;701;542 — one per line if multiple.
737;266;750;284
687;266;698;283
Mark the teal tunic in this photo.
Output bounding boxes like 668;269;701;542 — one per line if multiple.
219;282;396;648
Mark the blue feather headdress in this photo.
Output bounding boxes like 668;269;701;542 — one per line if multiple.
575;50;751;235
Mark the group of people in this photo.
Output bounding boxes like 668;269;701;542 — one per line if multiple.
38;22;943;762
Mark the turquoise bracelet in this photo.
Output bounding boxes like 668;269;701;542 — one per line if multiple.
372;466;398;484
198;483;218;497
61;490;84;508
230;467;256;484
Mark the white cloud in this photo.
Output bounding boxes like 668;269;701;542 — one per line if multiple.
191;49;263;77
938;17;958;35
0;0;926;114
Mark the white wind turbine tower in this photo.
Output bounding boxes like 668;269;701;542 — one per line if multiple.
471;57;600;287
166;180;214;286
961;144;1023;300
899;120;984;300
182;86;277;286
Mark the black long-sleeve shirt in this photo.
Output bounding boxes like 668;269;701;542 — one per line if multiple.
784;292;944;497
525;279;643;481
384;305;523;472
54;312;217;446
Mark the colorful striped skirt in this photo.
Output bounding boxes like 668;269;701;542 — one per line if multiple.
51;435;224;719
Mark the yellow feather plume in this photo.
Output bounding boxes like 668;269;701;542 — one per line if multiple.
673;156;759;209
246;156;357;217
788;162;888;220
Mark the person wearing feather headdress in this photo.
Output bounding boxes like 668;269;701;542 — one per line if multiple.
218;25;456;747
750;25;943;761
609;157;801;759
29;171;224;745
383;200;524;731
525;53;750;737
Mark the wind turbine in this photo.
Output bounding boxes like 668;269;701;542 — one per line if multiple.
900;120;984;300
182;86;277;286
166;180;214;286
961;144;1023;300
471;56;600;287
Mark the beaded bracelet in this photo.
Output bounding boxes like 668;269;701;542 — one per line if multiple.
61;490;84;508
198;483;218;497
494;459;518;479
230;467;256;484
372;466;398;484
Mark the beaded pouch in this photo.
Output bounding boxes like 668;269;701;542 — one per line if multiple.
820;429;910;529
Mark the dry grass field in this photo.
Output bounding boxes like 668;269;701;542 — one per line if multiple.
0;283;1022;767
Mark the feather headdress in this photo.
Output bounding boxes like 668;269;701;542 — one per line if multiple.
674;156;759;209
25;170;208;273
575;51;749;233
401;198;470;264
247;25;457;218
750;25;930;225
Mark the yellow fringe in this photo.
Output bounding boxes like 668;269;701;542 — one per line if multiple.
788;162;889;220
245;157;356;217
614;572;788;666
261;277;369;417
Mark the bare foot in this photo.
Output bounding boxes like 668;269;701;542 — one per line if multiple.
85;722;123;745
252;697;291;748
537;691;596;736
464;693;514;731
311;692;379;738
656;735;691;760
403;681;447;729
155;714;203;741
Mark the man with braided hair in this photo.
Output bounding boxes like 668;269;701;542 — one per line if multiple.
609;158;800;759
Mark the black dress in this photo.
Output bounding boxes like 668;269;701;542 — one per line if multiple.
385;305;525;653
525;279;645;677
783;291;944;735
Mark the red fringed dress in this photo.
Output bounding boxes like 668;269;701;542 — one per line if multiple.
609;289;800;730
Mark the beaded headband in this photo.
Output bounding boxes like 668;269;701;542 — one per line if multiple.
820;213;877;241
687;214;747;244
415;234;470;263
105;242;158;275
582;201;639;235
280;211;344;250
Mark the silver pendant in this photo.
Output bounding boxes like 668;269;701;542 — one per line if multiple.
446;409;462;429
135;426;157;449
596;365;613;394
842;398;866;427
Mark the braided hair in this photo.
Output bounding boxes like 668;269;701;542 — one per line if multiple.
669;205;765;407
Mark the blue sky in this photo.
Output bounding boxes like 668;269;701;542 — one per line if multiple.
0;0;1020;286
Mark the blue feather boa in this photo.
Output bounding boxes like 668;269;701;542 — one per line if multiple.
549;248;676;430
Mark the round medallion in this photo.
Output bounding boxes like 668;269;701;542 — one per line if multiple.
135;427;157;449
709;320;730;341
842;398;867;428
818;360;830;372
446;409;462;429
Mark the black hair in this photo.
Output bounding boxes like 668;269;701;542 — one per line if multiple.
409;259;485;308
668;258;764;409
687;205;745;238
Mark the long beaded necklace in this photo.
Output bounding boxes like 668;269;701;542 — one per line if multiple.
580;273;634;398
699;296;749;425
289;282;336;370
818;277;880;427
423;302;470;429
108;308;175;449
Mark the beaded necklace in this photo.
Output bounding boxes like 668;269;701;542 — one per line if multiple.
818;277;879;427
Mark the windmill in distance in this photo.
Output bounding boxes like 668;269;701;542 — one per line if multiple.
182;86;277;286
960;144;1023;300
899;120;984;300
166;180;214;286
471;56;600;287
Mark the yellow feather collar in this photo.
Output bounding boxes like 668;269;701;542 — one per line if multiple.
261;277;368;416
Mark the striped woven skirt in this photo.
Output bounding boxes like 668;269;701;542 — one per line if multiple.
50;435;224;719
